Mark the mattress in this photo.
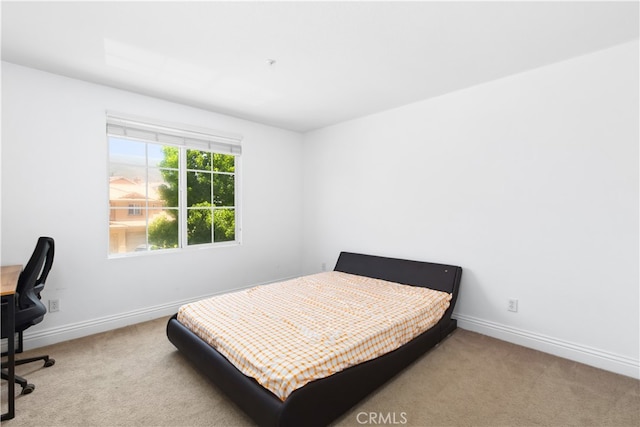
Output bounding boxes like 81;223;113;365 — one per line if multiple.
177;271;452;400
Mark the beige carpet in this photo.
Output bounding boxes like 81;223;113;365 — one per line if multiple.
2;317;638;426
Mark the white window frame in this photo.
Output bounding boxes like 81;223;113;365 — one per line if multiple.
107;112;242;258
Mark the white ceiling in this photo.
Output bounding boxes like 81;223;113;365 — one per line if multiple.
2;1;638;132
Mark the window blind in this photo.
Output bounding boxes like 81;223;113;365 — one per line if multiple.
106;113;242;155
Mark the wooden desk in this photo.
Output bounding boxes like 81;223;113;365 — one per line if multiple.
1;264;21;421
2;265;21;295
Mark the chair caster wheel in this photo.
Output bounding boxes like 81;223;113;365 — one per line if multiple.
44;359;55;367
21;384;35;395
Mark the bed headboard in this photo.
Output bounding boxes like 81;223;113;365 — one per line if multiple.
334;251;462;296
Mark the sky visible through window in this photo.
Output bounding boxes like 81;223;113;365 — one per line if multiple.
109;136;165;182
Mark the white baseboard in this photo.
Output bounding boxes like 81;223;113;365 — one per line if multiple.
454;313;640;380
20;298;189;351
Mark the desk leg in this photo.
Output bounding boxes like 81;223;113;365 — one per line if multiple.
1;294;15;421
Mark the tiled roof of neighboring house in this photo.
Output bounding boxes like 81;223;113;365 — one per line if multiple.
120;192;146;200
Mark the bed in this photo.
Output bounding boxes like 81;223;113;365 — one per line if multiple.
166;251;462;427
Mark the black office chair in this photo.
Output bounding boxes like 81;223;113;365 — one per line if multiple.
1;236;56;395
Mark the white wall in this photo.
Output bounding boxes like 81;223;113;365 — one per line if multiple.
1;62;304;346
302;41;639;378
3;40;638;379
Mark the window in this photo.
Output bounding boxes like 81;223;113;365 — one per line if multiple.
128;204;142;216
107;114;242;256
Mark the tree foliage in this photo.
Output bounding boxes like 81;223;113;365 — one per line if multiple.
148;146;235;248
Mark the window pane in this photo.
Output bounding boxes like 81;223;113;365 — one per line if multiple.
109;167;147;202
213;153;235;173
187;171;212;206
149;144;177;168
187;149;212;171
146;167;164;184
214;209;235;242
213;174;235;207
109;208;148;254
153;168;179;208
148;208;180;249
155;145;179;169
109;137;146;166
187;208;212;245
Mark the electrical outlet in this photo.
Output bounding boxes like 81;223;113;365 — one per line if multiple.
49;299;60;312
321;262;327;272
508;298;518;313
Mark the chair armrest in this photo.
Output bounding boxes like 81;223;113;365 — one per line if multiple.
34;284;44;299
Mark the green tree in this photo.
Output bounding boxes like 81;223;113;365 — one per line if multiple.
148;146;235;248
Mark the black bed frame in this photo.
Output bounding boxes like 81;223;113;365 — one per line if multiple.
167;252;462;427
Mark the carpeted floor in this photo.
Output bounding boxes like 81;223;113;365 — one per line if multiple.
2;317;638;426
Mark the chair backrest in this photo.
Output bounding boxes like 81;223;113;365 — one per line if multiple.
1;237;55;337
16;237;55;310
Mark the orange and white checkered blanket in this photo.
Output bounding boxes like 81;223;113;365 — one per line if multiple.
177;271;451;400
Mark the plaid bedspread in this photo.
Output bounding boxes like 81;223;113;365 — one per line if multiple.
177;271;451;400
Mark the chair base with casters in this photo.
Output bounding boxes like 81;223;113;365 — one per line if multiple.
1;331;56;395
